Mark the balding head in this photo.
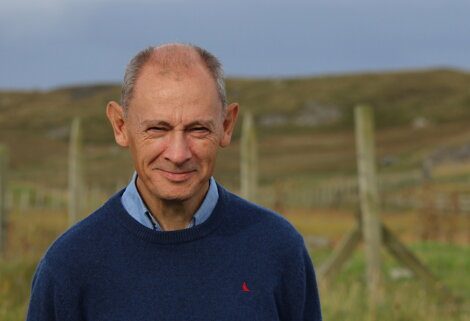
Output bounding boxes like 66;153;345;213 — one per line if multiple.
121;43;226;114
150;43;202;72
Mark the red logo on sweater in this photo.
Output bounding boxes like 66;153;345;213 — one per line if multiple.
242;281;250;292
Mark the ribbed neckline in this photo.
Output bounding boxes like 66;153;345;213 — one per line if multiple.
105;183;229;244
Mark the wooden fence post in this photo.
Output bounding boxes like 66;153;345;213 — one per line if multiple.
354;105;383;312
240;111;258;202
0;144;9;256
319;105;448;305
68;117;83;226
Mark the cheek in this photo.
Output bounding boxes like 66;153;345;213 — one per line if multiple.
132;138;166;165
188;138;218;163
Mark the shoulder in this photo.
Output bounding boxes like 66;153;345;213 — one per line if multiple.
218;185;305;249
40;193;120;277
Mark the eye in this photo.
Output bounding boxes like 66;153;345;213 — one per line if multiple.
189;126;210;137
147;126;168;132
145;126;169;137
191;127;208;132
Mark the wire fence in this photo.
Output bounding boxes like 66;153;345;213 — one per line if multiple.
5;174;470;215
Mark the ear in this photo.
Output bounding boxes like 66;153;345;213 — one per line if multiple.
106;101;129;147
220;103;239;147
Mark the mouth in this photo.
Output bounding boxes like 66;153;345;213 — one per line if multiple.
156;169;196;182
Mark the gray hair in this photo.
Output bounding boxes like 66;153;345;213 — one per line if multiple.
121;44;227;113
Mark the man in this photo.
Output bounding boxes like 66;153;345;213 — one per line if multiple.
27;43;322;320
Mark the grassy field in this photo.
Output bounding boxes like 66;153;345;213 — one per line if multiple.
0;208;468;321
1;68;469;320
1;69;470;191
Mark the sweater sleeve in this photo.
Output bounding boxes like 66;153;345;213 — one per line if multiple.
26;258;81;321
301;244;322;321
276;240;322;321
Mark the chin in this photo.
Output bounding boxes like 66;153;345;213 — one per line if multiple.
154;189;196;202
150;180;202;202
141;169;210;202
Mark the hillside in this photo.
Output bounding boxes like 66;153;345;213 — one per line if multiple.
0;68;469;191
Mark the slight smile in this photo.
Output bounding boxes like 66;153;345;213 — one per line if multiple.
157;169;196;182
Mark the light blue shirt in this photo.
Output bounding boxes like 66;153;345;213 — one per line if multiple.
121;172;219;231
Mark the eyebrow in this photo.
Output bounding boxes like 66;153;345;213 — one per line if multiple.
140;120;171;128
140;119;216;129
186;120;216;129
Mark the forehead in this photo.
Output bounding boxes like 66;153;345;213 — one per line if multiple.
137;60;214;89
130;62;222;119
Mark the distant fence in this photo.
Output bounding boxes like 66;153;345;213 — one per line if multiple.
258;187;470;214
4;172;470;215
257;170;470;214
5;186;111;214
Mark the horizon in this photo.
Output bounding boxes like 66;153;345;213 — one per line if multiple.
1;66;468;92
1;0;469;90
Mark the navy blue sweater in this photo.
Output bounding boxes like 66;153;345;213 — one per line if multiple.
27;184;322;321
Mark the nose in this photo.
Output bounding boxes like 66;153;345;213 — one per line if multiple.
163;131;192;165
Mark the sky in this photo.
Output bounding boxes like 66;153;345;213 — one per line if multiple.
1;0;469;89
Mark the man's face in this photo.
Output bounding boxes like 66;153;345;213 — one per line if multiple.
108;62;238;204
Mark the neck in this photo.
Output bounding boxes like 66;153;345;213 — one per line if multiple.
136;178;210;231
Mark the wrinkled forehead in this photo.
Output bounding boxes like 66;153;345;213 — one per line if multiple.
127;45;222;116
130;63;223;121
135;61;217;98
135;45;215;92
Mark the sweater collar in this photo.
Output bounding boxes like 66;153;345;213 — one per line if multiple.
121;172;219;231
105;182;229;244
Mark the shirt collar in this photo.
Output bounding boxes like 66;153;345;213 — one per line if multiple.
121;172;219;231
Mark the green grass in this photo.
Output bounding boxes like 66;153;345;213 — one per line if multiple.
316;242;469;321
1;240;468;321
1;68;469;320
0;260;36;321
1;209;468;321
